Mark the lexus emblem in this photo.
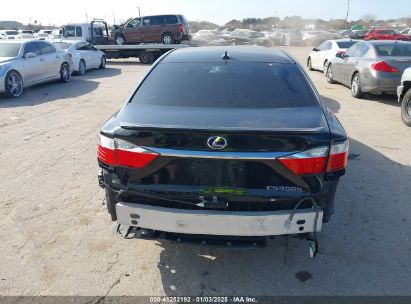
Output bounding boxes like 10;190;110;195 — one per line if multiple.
207;136;227;150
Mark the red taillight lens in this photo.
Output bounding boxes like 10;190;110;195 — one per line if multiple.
327;141;349;172
279;141;349;175
98;134;158;169
371;61;399;73
98;135;115;166
178;24;184;33
278;147;328;175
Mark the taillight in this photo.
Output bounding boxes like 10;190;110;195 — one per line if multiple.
98;135;115;166
98;134;158;169
278;146;328;175
371;61;399;73
278;140;349;175
327;140;349;172
178;24;184;33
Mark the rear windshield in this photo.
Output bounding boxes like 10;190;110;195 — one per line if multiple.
375;44;411;56
0;43;22;57
5;31;18;35
337;41;357;49
131;63;318;108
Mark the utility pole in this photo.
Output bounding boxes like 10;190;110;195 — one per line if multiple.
137;6;141;18
345;0;351;29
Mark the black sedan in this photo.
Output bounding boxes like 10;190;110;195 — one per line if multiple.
97;46;348;248
326;40;411;98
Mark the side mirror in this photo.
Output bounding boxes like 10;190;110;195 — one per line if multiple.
25;52;37;59
313;48;319;52
336;52;344;58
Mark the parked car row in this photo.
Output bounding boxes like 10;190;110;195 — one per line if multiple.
0;39;106;98
308;39;411;126
191;28;346;47
0;29;56;40
341;29;411;41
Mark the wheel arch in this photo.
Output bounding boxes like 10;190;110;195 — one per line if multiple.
400;81;411;102
5;69;24;85
351;70;361;83
161;31;174;39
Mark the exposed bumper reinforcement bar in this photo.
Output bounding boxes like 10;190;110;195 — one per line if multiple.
116;203;323;237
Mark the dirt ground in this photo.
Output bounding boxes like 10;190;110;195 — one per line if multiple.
0;46;410;296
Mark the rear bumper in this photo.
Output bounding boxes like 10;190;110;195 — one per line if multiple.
363;72;401;94
116;202;323;237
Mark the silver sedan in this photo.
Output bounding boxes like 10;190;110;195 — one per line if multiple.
0;40;73;98
325;40;411;98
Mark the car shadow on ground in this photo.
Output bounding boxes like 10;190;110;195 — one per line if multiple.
0;78;99;108
363;93;399;107
322;96;341;113
77;67;122;79
146;137;411;296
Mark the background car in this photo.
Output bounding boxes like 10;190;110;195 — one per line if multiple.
191;30;230;46
51;40;106;75
228;29;272;47
399;28;411;35
0;30;19;40
111;14;191;45
308;39;359;72
397;67;411;126
17;30;35;39
364;29;411;41
349;29;370;40
37;29;53;39
0;40;73;98
49;29;63;39
326;41;411;98
269;29;303;46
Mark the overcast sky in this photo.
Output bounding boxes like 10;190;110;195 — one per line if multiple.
1;0;410;26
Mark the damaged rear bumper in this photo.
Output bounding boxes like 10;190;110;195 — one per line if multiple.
116;202;323;237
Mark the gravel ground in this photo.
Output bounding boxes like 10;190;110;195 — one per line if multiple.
0;47;410;296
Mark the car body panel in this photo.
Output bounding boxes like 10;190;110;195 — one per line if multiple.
309;39;359;71
112;14;191;44
329;40;411;94
365;29;411;41
98;46;347;235
51;40;104;72
0;40;73;95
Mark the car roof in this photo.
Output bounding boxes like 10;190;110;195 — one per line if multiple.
162;46;296;64
331;38;360;42
365;40;410;46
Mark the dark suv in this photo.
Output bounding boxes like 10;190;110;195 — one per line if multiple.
112;14;191;45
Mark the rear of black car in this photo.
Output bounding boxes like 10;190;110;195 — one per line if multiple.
98;47;347;241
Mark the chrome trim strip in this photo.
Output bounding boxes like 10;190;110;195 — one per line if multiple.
120;122;325;133
143;147;296;160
